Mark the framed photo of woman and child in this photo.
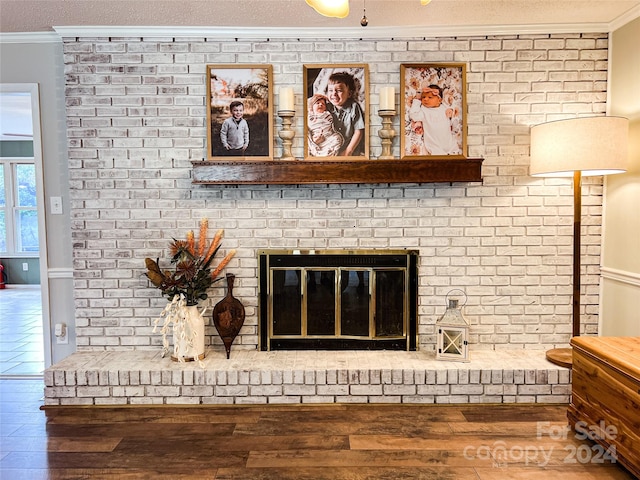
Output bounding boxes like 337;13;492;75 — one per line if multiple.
400;63;467;159
206;64;274;160
303;64;369;160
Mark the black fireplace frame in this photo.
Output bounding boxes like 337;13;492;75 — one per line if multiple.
258;249;418;351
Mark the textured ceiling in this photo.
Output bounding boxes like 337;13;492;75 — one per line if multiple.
1;0;639;33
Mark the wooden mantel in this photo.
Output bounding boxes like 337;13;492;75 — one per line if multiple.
191;158;483;185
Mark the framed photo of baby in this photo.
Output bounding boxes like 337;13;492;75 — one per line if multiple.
400;63;467;159
303;64;369;160
206;64;274;160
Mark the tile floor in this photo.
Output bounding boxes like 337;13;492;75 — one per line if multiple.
0;286;45;377
0;378;47;479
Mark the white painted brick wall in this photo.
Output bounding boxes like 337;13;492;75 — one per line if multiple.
62;33;608;353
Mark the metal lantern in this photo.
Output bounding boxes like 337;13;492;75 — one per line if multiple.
436;289;469;362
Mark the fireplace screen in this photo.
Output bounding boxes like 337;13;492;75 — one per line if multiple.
259;250;418;350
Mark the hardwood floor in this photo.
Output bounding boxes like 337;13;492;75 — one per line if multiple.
0;379;636;479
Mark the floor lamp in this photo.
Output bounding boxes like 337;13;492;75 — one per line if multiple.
530;117;629;368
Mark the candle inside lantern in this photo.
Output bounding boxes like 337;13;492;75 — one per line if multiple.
279;87;295;112
379;87;395;111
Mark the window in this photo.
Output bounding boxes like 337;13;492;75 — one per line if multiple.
1;89;39;256
0;159;39;255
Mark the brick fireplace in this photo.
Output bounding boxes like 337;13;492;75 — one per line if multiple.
58;33;609;356
42;31;607;405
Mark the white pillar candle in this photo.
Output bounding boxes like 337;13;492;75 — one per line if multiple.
379;87;395;111
279;87;295;111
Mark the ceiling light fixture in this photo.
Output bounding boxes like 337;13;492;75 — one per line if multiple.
360;0;368;26
307;0;431;19
306;0;350;18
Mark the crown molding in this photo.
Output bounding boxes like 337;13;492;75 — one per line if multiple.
0;31;60;44
5;14;634;44
610;3;640;31
51;22;613;40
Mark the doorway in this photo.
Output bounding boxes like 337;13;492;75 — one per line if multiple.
0;84;50;376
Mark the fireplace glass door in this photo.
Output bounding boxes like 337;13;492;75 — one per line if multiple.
260;250;417;351
271;269;301;336
340;270;370;336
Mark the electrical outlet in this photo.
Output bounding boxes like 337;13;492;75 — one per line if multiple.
55;323;68;345
22;262;28;271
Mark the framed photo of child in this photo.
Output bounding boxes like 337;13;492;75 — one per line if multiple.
206;64;274;160
303;64;369;160
400;63;467;159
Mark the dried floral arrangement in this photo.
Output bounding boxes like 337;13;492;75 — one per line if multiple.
144;219;236;306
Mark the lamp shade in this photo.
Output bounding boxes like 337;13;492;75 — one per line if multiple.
530;117;629;177
306;0;349;18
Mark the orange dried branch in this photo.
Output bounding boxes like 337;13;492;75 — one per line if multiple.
186;230;195;255
211;249;236;281
197;218;208;257
204;229;224;264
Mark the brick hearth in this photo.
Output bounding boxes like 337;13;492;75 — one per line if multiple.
44;350;570;406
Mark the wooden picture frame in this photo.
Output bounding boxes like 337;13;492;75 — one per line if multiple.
400;63;467;159
206;64;274;160
303;64;369;160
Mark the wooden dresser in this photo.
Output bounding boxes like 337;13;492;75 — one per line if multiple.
569;336;640;478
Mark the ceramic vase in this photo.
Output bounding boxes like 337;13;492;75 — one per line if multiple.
213;274;245;359
171;304;206;362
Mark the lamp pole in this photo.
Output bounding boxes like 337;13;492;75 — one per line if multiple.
572;170;581;337
546;170;582;369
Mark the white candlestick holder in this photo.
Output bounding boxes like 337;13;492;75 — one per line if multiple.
378;109;396;160
278;110;295;160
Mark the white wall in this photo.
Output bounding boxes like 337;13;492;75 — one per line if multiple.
60;33;611;353
601;16;640;336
